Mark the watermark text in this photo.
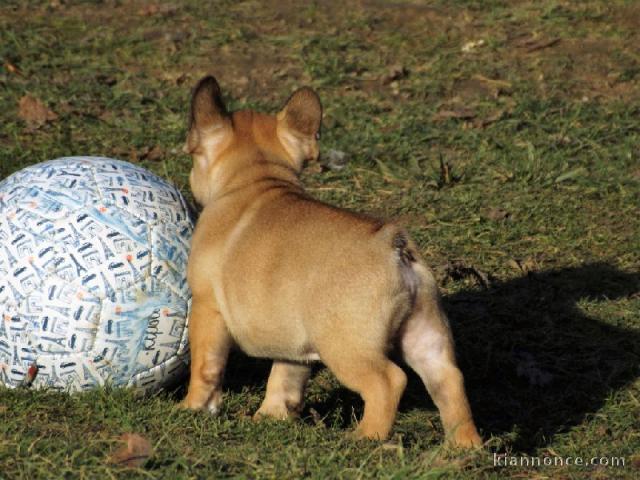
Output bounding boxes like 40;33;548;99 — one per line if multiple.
493;453;625;468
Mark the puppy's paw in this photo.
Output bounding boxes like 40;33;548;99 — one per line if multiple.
178;398;203;411
347;426;387;442
253;403;293;422
449;423;483;449
178;396;222;415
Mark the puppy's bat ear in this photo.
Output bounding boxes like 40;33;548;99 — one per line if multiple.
276;87;322;171
190;75;228;131
278;87;322;138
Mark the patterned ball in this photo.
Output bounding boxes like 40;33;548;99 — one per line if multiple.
0;157;194;393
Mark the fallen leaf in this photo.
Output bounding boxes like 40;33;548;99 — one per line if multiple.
131;146;164;162
461;39;485;53
0;405;7;414
127;148;140;162
508;257;537;274
507;258;522;272
515;36;560;52
96;73;117;86
382;64;408;85
554;167;586;183
145;145;163;162
490;168;515;182
109;433;153;468
471;74;512;90
433;108;476;121
520;257;537;272
142;29;164;41
18;95;58;128
474;109;505;128
98;110;114;123
549;133;572;146
175;73;190;86
4;62;20;75
483;207;510;221
235;75;250;87
138;4;178;16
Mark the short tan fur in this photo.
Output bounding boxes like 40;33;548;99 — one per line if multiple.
181;76;481;447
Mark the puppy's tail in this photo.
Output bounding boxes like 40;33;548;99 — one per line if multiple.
376;223;422;304
377;223;450;340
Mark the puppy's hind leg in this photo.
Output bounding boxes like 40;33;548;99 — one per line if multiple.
319;344;407;441
400;263;482;448
181;295;232;415
254;361;311;421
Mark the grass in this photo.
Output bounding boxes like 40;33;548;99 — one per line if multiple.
1;0;639;478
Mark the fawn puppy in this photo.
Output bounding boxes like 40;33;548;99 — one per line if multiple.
181;76;481;447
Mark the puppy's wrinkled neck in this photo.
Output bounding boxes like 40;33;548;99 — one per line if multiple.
192;114;305;207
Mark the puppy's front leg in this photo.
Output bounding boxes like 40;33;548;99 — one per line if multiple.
181;296;232;414
254;361;311;420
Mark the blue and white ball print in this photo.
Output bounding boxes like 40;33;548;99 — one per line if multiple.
0;157;194;393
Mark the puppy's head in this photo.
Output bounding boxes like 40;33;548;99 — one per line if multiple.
185;76;322;206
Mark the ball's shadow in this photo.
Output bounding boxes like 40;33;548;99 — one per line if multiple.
175;262;640;452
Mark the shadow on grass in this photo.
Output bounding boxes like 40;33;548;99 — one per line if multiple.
447;262;640;452
177;263;639;452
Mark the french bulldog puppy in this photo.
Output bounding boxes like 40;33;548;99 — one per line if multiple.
181;76;481;447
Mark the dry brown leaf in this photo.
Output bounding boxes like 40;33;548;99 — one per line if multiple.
507;258;522;272
461;39;485;53
483;207;510;221
18;95;58;128
98;110;114;123
138;4;178;16
471;74;512;90
520;257;537;273
4;62;20;75
174;73;190;86
0;405;7;414
145;145;164;162
515;36;560;52
474;109;505;128
128;145;164;162
433;108;476;121
109;433;153;468
507;257;537;274
382;64;408;85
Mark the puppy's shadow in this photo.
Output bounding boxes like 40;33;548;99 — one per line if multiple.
292;263;640;451
430;262;638;451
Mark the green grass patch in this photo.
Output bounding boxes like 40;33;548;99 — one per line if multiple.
1;0;639;478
